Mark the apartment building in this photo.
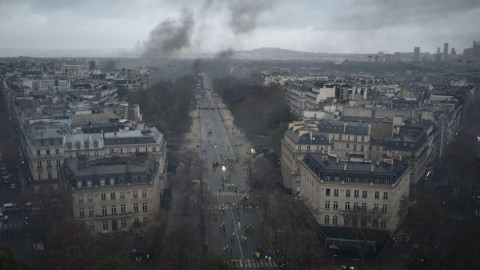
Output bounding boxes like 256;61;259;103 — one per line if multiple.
62;154;164;233
300;153;410;232
280;119;330;193
25;120;166;191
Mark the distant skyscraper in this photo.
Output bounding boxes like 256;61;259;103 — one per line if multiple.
450;48;456;56
437;47;441;54
414;47;420;61
444;43;449;60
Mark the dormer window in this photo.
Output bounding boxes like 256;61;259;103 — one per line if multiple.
84;140;89;149
93;140;98;148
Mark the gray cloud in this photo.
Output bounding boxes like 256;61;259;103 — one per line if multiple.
141;8;195;58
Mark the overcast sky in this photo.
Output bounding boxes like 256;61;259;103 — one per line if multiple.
0;0;479;55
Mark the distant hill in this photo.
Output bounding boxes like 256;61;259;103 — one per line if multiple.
232;47;365;62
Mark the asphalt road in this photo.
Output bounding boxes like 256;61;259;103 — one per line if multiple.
194;75;277;269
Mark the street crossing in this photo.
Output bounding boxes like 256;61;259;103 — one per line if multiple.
230;258;278;268
213;191;237;197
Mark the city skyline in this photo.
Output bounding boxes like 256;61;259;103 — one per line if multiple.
0;0;479;56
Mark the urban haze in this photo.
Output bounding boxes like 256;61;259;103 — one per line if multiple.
0;1;480;270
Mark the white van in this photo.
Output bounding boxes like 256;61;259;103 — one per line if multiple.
3;203;19;212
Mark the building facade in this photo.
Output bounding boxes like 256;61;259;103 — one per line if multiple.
300;153;410;232
62;154;166;233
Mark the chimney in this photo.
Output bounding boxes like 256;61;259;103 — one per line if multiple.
344;161;347;171
370;164;374;173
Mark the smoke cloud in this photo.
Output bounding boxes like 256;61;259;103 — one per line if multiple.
141;8;195;58
215;48;234;59
228;0;270;35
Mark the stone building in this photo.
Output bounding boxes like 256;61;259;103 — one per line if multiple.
300;153;410;232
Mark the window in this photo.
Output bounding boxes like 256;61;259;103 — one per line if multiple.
110;192;116;200
353;144;356;151
102;206;107;216
354;202;359;210
121;218;127;229
374;204;379;212
101;193;106;201
362;190;367;198
325;201;330;209
95;151;99;157
382;204;388;213
89;222;95;232
93;140;98;148
111;205;117;215
84;141;89;149
142;190;147;197
346;143;350;149
103;221;108;231
354;190;359;197
344;217;349;226
119;178;124;184
135;147;139;152
361;145;364;152
362;203;367;210
112;220;118;231
333;201;338;210
87;194;92;202
46;149;50;155
326;189;330;196
346;189;351;197
121;204;126;214
120;192;125;199
297;166;301;173
372;219;378;228
354;136;357;141
339;134;342;140
153;147;157;152
334;189;339;196
143;217;148;227
77;195;83;203
332;215;338;225
75;142;81;149
132;176;137;183
297;145;301;150
345;202;350;210
79;208;84;217
375;191;379;199
87;180;92;187
133;191;138;198
133;203;138;213
383;192;388;199
37;161;42;168
110;149;114;154
361;136;365;142
37;150;41;156
324;215;330;225
348;135;350;141
381;219;387;229
56;160;61;166
331;143;334;149
134;218;140;227
67;142;72;149
55;148;60;154
88;207;94;217
306;145;310;151
77;181;82;188
48;172;52;180
142;202;148;212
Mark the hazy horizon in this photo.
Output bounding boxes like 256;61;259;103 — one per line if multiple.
0;0;479;57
